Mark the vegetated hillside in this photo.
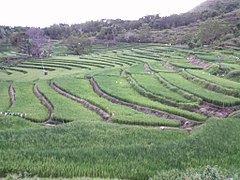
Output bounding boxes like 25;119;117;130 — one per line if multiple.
190;0;240;14
153;8;240;49
0;0;240;57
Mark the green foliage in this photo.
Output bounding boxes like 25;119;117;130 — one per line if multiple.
9;82;48;122
1;118;240;178
64;35;92;55
226;70;240;82
198;19;229;45
54;77;179;127
207;64;232;76
38;80;101;122
187;69;240;91
0;116;38;131
94;75;206;121
0;81;10;112
0;120;187;178
159;72;240;106
1;44;240;179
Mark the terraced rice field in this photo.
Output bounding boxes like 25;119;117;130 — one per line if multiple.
1;44;240;179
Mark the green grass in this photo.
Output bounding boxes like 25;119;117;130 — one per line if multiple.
20;62;72;70
38;80;102;123
0;116;39;131
181;70;240;97
0;119;188;178
159;72;240;106
170;62;203;69
94;75;206;121
16;65;56;71
83;56;125;66
1;118;240;178
187;69;240;91
1;44;240;179
24;60;92;69
196;54;219;62
8;82;48;122
52;56;117;66
131;74;193;103
148;62;172;72
0;81;10;112
125;64;148;74
187;70;240;90
103;54;138;65
54;77;179;127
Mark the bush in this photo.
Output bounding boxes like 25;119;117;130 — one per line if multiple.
226;70;240;81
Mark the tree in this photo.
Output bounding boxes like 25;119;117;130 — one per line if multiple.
197;19;229;45
137;23;152;43
44;24;71;40
64;35;92;55
10;32;29;54
26;27;51;57
10;28;51;57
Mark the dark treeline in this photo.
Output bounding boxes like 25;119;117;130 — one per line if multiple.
0;0;239;56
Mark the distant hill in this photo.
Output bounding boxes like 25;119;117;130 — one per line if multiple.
190;0;240;13
0;0;240;52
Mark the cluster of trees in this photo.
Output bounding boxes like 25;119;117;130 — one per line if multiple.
0;0;239;55
2;27;50;57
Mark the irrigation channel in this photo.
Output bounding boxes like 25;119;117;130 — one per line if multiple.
33;83;60;126
9;83;16;107
89;78;201;129
50;81;111;122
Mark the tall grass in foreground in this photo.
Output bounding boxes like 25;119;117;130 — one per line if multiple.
0;118;240;178
0;116;38;131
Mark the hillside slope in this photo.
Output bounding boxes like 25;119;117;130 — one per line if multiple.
190;0;240;13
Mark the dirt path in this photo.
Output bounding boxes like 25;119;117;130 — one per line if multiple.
164;62;177;72
50;82;111;122
187;56;211;69
192;101;236;118
144;63;155;75
89;78;201;129
120;69;127;77
33;83;59;126
9;83;16;107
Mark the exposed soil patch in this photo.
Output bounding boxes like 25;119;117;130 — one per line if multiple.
89;78;201;129
51;82;111;121
33;83;57;126
144;63;155;75
164;62;177;72
9;83;16;107
120;69;127;77
187;56;211;69
192;101;236;118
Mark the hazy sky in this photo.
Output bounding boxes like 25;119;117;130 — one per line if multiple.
1;0;206;27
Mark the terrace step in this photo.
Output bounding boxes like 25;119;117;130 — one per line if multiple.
33;83;56;125
89;78;202;129
51;82;111;121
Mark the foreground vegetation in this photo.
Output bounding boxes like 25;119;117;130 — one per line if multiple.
0;117;240;179
0;43;240;179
